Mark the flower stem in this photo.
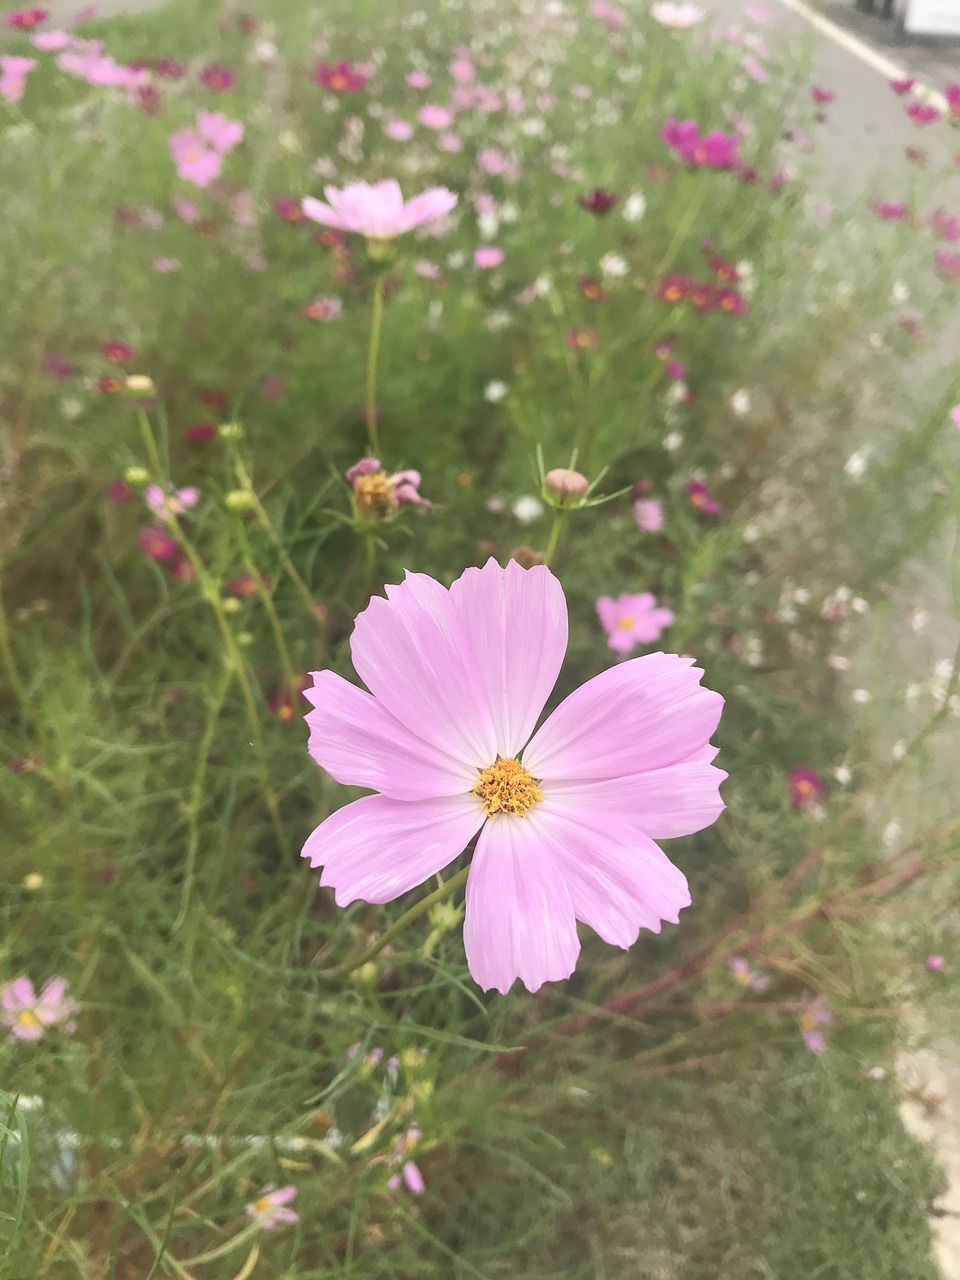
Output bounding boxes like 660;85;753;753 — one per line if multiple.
321;864;470;978
365;272;386;458
542;511;565;567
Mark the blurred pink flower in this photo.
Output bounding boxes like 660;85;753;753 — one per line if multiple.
634;498;664;532
1;975;77;1041
743;57;769;83
0;54;35;100
926;953;946;971
799;994;831;1054
199;63;233;92
906;102;941;125
597;592;675;653
662;118;740;169
246;1184;298;1230
302;296;342;321
873;200;908;220
145;484;199;517
889;76;915;94
591;0;626;30
302;180;458;239
301;559;724;993
810;85;834;104
153;256;180;273
474;246;504;269
652;2;704;25
936;249;960;278
385;118;414;140
451;57;474;82
197;109;244;152
951;406;960;430
388;1128;426;1194
729;956;770;991
686;479;721;515
788;766;823;809
313;59;368;92
406;69;431;88
169;127;222;187
946;83;960;115
418;103;453;129
439;132;462;152
6;7;48;29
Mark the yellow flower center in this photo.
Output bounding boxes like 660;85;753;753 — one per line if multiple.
733;970;749;986
799;1013;817;1032
254;1195;272;1213
17;1010;39;1028
617;615;636;630
796;779;814;795
354;471;397;517
472;757;543;818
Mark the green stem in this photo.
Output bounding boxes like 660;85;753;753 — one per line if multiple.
321;865;471;978
233;517;299;700
0;580;29;726
654;183;707;277
542;511;565;567
365;273;386;458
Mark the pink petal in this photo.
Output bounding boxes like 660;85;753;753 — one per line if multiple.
523;653;722;782
548;752;726;838
302;196;349;229
270;1185;298;1205
535;800;691;945
397;186;458;231
350;571;500;767
463;814;580;993
448;559;567;757
403;1161;425;1194
39;976;67;1005
304;670;476;799
3;976;35;1009
302;793;483;905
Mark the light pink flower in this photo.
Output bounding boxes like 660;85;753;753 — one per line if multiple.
439;132;462;152
245;1184;298;1230
596;593;675;653
418;103;453;130
301;559;724;994
474;246;504;269
173;195;198;223
0;54;36;100
951;406;960;430
634;499;664;532
651;1;704;25
591;0;626;29
385;118;414;140
303;296;342;321
406;70;431;88
451;58;474;83
926;953;946;972
729;956;770;991
197;109;244;153
302;180;458;240
799;994;831;1054
387;1128;425;1194
169;127;222;187
32;29;72;50
145;484;199;517
1;975;78;1041
153;256;180;273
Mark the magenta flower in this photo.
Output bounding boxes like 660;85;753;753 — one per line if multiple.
1;975;77;1041
302;560;724;994
303;296;343;321
245;1184;298;1229
810;85;835;104
799;994;831;1054
662;118;740;169
931;209;960;242
597;592;675;654
926;953;946;972
169;127;222;187
951;406;960;430
873;200;908;221
0;54;36;101
347;457;432;515
302;180;458;240
906;102;941;125
946;83;960;115
729;956;770;991
889;76;915;94
196;109;244;153
199;63;234;92
313;59;368;92
387;1128;426;1195
591;0;626;29
634;498;664;532
6;7;47;29
788;766;824;809
577;187;618;215
138;526;179;562
418;104;454;130
936;249;960;279
686;480;721;515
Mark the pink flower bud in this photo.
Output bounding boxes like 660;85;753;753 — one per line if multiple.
545;468;589;500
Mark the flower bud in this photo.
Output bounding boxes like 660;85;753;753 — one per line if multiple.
23;872;43;891
124;465;149;486
219;421;244;440
544;468;589;502
125;374;156;397
225;488;255;511
222;597;243;614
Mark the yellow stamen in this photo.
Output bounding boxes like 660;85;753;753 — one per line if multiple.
17;1010;39;1028
254;1196;272;1213
472;757;543;818
799;1013;817;1032
354;471;397;517
617;616;635;630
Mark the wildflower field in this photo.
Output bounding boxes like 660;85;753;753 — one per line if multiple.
2;0;960;1275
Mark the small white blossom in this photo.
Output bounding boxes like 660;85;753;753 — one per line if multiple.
623;192;646;222
730;388;751;416
484;380;509;403
833;766;852;785
663;430;683;451
851;688;872;704
512;495;545;524
844;447;871;479
599;252;629;278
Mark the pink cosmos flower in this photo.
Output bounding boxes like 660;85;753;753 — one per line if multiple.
873;200;908;220
303;296;342;321
889;77;915;94
144;485;199;518
418;103;453;130
634;498;664;532
302;180;458;240
5;7;47;29
406;70;431;88
729;956;770;991
474;246;504;269
687;480;720;515
591;0;626;30
906;102;941;125
313;59;368;92
662;118;740;169
154;256;180;273
788;766;823;809
170;127;222;187
743;57;769;84
199;63;233;92
597;592;675;653
302;560;724;994
0;54;35;101
799;993;831;1054
387;1127;426;1195
951;406;960;430
1;975;77;1041
32;28;71;49
931;209;960;242
810;85;834;104
385;118;414;140
946;83;960;115
197;109;244;152
651;2;704;25
245;1184;298;1229
927;953;946;971
451;57;474;83
347;457;432;513
936;249;960;279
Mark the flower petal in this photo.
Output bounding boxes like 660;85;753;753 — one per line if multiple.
463;814;580;993
350;571;500;768
302;793;483;905
304;670;476;799
302;196;349;229
535;798;691;946
448;558;567;758
3;976;35;1010
523;652;723;782
547;751;726;838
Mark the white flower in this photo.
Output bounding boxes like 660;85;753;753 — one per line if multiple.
499;202;520;223
623;192;646;223
891;739;907;761
882;820;901;849
512;495;545;524
851;688;872;703
665;382;688;405
484;309;513;331
730;388;751;416
484;380;509;403
793;588;811;605
663;430;683;451
891;280;910;304
599;252;629;278
742;523;761;544
278;130;302;153
61;397;83;420
833;766;852;785
844;447;871;479
478;212;499;239
520;117;546;136
446;251;466;269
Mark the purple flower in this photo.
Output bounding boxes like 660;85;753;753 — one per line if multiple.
662;118;740;169
301;560;725;994
1;976;77;1041
302;180;457;240
788;766;824;809
799;994;831;1054
634;499;665;532
245;1184;298;1229
729;956;770;992
144;485;199;518
596;592;675;653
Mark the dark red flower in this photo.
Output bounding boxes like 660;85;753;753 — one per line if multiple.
312;60;369;92
226;572;272;597
6;7;48;28
810;85;834;104
687;479;721;515
565;326;601;350
707;252;739;282
689;282;719;313
44;352;74;379
97;375;124;393
269;676;310;722
576;187;618;215
715;287;748;315
237;13;257;34
313;227;347;247
199;63;234;92
156;57;187;79
788;766;824;808
185;421;217;445
656;274;691;303
137;86;162;116
101;341;135;362
199;387;229;412
138;526;178;562
274;196;307;224
577;275;610;301
106;479;133;503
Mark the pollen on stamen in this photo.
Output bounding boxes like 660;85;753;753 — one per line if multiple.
472;757;543;818
354;471;397;516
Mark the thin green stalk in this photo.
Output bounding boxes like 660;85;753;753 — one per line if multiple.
365;273;386;458
654;183;708;277
542;511;565;567
0;581;29;725
231;516;299;700
320;865;470;978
